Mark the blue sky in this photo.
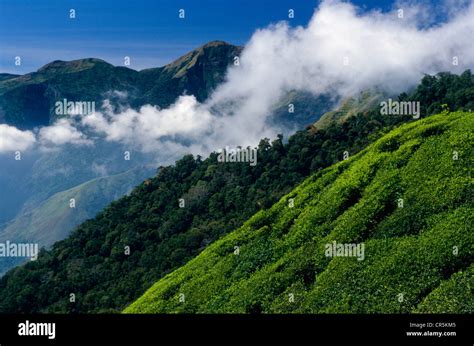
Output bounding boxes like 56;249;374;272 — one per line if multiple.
0;0;428;73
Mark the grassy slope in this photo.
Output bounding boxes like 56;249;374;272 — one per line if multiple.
314;90;386;130
0;166;152;244
125;111;473;313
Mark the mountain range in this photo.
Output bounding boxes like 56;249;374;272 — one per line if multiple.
0;41;242;129
0;41;331;131
0;41;336;276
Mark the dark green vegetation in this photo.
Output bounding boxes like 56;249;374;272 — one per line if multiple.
126;110;473;313
0;71;472;313
315;71;474;130
400;71;474;117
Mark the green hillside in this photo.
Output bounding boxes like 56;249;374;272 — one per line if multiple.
125;110;473;313
0;58;140;128
0;41;244;274
0;71;471;313
314;71;474;130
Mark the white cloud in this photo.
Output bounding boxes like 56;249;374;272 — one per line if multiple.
38;118;92;147
210;0;474;113
80;94;280;155
81;96;214;151
0;124;36;153
80;0;474;156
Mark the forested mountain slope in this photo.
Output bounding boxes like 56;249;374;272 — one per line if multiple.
126;110;473;313
0;71;471;313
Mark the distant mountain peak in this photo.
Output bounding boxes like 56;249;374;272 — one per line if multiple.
201;40;232;48
163;40;241;78
37;58;112;74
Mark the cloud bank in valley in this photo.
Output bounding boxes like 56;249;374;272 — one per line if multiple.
2;0;473;157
